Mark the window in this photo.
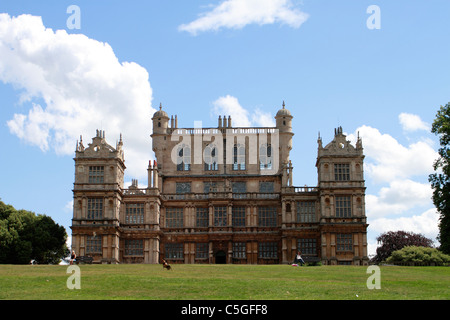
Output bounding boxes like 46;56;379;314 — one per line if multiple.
337;234;353;252
233;242;246;259
259;144;272;170
176;145;191;171
258;207;277;227
176;182;191;194
125;240;143;256
232;207;246;227
196;243;209;259
86;236;101;254
214;206;227;227
297;238;317;255
259;181;274;193
297;202;315;223
232;182;246;193
165;208;183;228
196;207;209;227
334;163;350;181
89;166;104;183
165;243;183;259
125;203;144;224
233;144;245;170
258;242;278;258
87;198;103;219
204;145;218;171
335;196;352;217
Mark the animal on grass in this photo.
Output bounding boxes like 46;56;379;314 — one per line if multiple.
162;259;171;270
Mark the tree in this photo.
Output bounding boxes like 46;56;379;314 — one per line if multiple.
429;102;450;254
0;200;69;264
372;231;434;264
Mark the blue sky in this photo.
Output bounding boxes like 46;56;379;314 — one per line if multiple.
0;0;448;256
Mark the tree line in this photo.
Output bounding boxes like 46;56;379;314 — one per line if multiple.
0;200;69;264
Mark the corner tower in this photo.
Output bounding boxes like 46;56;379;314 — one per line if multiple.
316;127;368;265
71;130;125;264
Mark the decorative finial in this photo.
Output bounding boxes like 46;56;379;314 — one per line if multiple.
282;100;285;109
159;103;162;111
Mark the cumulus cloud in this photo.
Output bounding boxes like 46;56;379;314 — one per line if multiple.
365;179;433;218
0;14;155;178
349;125;437;183
369;209;439;243
399;112;430;132
179;0;309;35
211;95;275;127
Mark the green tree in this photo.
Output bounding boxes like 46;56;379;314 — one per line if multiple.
429;102;450;254
386;246;450;265
0;200;69;264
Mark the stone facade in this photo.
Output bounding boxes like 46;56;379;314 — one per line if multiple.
70;103;369;265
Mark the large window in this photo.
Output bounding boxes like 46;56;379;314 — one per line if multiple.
214;206;227;227
258;207;277;227
86;236;101;254
232;207;246;227
259;144;272;170
165;208;184;228
176;145;191;171
125;203;144;224
297;202;315;223
336;234;353;252
196;207;209;227
259;181;274;193
297;238;317;255
204;145;218;171
165;243;183;259
335;196;352;217
258;242;278;258
87;198;103;219
233;242;246;259
334;163;350;181
233;144;245;170
176;182;191;194
124;240;143;256
88;166;104;183
196;243;209;259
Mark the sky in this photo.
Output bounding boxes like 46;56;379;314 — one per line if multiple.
0;0;448;258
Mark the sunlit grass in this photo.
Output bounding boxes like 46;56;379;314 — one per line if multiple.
0;264;448;300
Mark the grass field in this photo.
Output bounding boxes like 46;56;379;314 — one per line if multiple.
0;264;449;300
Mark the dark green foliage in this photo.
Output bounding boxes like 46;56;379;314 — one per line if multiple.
429;103;450;254
387;246;450;265
0;200;69;264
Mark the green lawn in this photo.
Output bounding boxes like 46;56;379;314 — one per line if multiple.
0;264;448;300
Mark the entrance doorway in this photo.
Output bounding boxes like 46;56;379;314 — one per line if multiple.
215;250;226;264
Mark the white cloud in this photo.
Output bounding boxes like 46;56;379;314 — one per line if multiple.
211;95;275;127
365;179;433;218
399;112;430;132
179;0;309;35
349;125;437;183
0;14;156;178
369;208;439;243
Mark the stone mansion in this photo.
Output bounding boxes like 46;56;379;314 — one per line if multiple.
70;102;369;265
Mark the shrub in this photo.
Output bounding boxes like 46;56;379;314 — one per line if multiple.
386;246;450;266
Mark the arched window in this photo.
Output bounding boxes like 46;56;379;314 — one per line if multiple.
176;144;191;171
204;145;218;171
259;143;272;170
233;143;245;170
